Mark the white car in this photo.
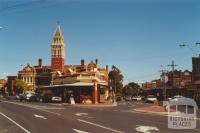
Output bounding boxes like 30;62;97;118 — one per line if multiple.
25;93;35;101
168;95;184;101
146;95;157;103
51;96;62;102
132;96;142;101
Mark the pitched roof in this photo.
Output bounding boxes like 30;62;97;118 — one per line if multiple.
52;25;64;45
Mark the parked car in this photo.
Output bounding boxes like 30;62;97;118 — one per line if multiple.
25;93;35;101
116;96;122;101
146;95;157;103
124;96;132;101
39;94;52;103
7;95;20;100
168;95;184;101
28;93;42;102
132;96;142;101
51;96;62;102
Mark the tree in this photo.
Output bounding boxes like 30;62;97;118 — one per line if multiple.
122;82;141;96
109;65;124;96
14;78;29;94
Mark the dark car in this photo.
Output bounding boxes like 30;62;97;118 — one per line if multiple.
39;94;52;103
116;96;122;101
28;93;42;102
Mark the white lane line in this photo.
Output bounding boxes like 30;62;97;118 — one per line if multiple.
77;119;122;133
34;114;47;120
0;112;31;133
135;125;159;133
73;128;89;133
39;109;61;116
2;101;61;116
75;113;88;116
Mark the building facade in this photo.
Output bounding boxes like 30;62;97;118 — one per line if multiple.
34;59;51;88
18;64;36;91
6;76;17;95
17;24;109;104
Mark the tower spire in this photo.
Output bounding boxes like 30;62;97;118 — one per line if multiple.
53;23;64;45
51;24;65;72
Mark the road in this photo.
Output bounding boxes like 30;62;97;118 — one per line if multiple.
0;100;199;133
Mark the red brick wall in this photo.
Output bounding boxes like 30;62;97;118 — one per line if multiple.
51;57;64;72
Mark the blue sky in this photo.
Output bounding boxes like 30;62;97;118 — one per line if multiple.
1;0;200;84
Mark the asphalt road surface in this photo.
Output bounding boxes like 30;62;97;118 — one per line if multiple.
0;100;199;133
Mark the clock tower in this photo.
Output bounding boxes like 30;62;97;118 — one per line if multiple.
51;25;65;72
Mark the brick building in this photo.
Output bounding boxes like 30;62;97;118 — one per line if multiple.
6;76;17;95
17;25;109;104
192;56;200;89
0;79;6;93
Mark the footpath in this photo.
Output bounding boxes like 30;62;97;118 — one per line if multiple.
134;104;176;115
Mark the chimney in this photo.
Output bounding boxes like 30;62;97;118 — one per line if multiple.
95;59;98;65
38;58;42;67
81;59;84;67
106;65;108;72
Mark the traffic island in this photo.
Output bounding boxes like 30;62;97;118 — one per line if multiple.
134;105;176;115
69;101;117;107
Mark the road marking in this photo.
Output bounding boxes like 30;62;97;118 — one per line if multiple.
39;109;61;116
75;113;88;116
73;128;89;133
0;112;31;133
135;125;159;133
193;128;200;131
77;119;122;133
2;101;61;116
34;114;47;119
75;113;94;119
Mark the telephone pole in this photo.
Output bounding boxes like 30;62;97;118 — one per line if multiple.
160;65;168;101
168;60;178;87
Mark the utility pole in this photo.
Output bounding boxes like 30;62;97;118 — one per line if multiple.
168;60;178;87
160;65;168;101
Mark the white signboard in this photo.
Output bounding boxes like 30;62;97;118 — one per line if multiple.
167;97;198;129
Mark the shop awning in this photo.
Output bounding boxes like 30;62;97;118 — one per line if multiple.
41;82;94;88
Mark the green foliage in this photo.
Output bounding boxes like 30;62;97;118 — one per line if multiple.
122;82;141;96
109;65;124;95
14;78;28;94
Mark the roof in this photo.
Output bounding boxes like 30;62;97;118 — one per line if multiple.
19;64;35;72
34;65;51;69
52;25;64;45
42;82;94;88
167;97;198;109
